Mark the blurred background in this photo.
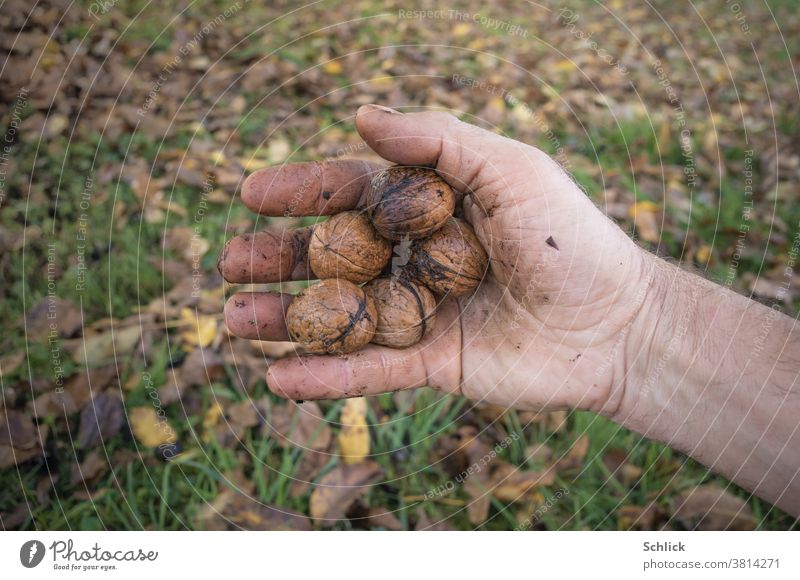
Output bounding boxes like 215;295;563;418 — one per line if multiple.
1;0;799;530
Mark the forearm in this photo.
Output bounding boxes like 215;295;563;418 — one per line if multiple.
610;252;800;516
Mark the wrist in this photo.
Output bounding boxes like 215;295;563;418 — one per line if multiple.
600;251;700;432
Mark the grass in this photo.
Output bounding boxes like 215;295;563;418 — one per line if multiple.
2;0;799;531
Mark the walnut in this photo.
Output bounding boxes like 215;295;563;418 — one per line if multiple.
286;279;377;354
409;217;488;297
364;277;437;348
309;211;392;284
363;166;456;240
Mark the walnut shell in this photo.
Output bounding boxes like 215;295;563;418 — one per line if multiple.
364;166;456;240
286;279;377;354
309;211;392;284
364;277;437;348
409;217;488;297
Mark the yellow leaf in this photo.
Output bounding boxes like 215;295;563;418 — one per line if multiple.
628;200;660;216
338;398;369;464
553;59;577;72
323;60;343;75
202;402;224;442
239;156;269;172
452;22;472;38
179;308;217;349
696;244;711;264
130;407;177;448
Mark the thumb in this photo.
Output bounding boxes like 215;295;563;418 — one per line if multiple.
355;105;506;194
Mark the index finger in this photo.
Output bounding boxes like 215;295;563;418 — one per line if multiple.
241;159;383;216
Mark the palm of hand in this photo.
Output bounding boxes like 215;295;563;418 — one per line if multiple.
220;106;648;412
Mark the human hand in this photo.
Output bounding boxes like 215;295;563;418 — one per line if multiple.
219;105;655;412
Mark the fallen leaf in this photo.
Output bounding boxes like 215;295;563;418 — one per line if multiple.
196;487;311;531
202;402;225;442
310;461;383;526
322;60;343;75
129;406;177;448
617;503;666;530
487;462;556;503
269;401;332;452
0;411;37;449
77;391;124;448
70;449;108;485
179;346;225;387
0;425;49;469
338;397;369;464
628;200;661;243
22;297;83;340
65;326;142;366
671;484;756;530
290;449;330;498
347;500;404;530
0;351;26;376
179;308;218;349
555;434;590;472
602;448;642;486
414;508;455;531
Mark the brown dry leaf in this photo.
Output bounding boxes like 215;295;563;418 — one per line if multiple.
0;425;49;469
487;462;556;503
0;351;26;376
338;397;369;464
29;366;117;419
22;297;83;340
628;200;661;244
0;411;37;449
157;368;189;406
129;406;177;448
70;449;108;486
672;484;756;530
434;425;496;525
309;461;384;526
78;391;124;449
65;325;141;367
207;400;260;447
163;226;210;263
347;500;404;530
414;508;455;531
602;448;643;486
290;450;330;499
196;487;311;531
617;503;666;530
555;434;590;472
179;346;225;387
269;401;332;452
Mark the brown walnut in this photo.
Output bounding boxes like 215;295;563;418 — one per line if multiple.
409;217;488;297
363;166;456;240
364;277;437;348
286;279;377;354
309;211;392;284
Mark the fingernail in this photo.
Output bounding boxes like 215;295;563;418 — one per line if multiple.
360;104;403;115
